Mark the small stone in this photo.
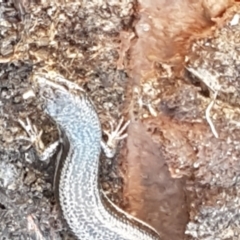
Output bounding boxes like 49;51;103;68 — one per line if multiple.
230;14;239;26
22;90;35;100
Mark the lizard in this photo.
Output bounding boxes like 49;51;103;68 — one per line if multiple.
21;72;161;240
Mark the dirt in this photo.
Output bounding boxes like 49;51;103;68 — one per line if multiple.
0;0;133;239
1;0;240;240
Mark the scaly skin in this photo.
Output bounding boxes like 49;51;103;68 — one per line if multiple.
36;75;161;240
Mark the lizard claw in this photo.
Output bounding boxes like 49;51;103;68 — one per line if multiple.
17;117;44;151
101;117;130;158
17;117;59;161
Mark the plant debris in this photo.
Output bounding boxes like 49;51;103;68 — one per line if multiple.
2;0;240;240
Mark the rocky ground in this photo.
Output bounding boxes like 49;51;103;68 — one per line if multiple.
1;0;240;239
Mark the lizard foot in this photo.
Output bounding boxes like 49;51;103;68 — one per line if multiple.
101;117;130;158
17;117;59;161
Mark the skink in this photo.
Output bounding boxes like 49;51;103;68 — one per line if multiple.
35;74;161;240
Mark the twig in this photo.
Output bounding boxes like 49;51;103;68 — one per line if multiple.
205;90;219;138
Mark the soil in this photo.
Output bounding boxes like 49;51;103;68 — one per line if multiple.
1;0;240;240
